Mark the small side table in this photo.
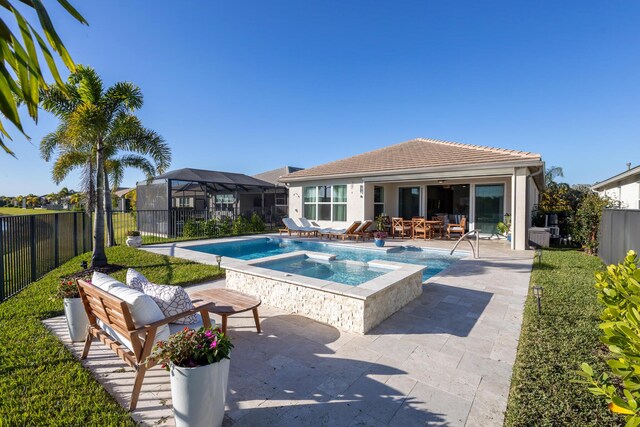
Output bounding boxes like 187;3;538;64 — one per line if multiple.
190;288;262;334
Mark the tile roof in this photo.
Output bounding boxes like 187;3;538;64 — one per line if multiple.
281;138;541;181
253;166;304;185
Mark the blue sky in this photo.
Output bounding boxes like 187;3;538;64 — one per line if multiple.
0;0;638;196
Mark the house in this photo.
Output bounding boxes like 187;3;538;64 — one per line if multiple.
592;164;640;209
253;166;303;221
113;187;135;212
280;138;545;250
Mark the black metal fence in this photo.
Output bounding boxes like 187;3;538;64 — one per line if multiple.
599;209;640;265
0;212;91;303
1;209;278;302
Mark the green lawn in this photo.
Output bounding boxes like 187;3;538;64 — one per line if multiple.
504;249;623;426
0;207;67;216
0;246;223;426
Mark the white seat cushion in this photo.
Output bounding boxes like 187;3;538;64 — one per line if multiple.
168;313;206;335
91;272;170;351
126;269;199;325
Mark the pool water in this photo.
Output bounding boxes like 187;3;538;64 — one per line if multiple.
186;238;463;281
255;256;391;286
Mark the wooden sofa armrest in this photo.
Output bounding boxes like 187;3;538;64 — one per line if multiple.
136;302;217;333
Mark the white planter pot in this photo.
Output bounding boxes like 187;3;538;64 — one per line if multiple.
170;358;230;427
63;297;89;342
126;235;142;248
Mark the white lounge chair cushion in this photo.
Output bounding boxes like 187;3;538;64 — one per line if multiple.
91;272;170;351
126;269;199;325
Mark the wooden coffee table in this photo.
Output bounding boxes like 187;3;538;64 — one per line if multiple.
190;288;262;334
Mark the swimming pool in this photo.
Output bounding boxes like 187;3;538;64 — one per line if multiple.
186;237;463;281
254;254;392;286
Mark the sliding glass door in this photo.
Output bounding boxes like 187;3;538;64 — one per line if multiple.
398;187;420;219
475;184;504;234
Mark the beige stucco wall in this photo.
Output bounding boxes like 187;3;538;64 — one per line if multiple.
287;178;365;228
286;166;540;249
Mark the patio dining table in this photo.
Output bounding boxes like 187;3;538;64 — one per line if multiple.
425;219;444;239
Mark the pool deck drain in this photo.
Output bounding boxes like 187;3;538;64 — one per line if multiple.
45;236;532;426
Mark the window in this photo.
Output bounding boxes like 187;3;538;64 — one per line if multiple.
333;185;347;221
303;185;347;221
303;186;317;220
173;197;193;208
475;184;504;234
374;186;384;218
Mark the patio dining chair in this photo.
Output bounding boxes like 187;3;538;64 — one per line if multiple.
391;217;412;239
447;216;467;240
412;217;433;240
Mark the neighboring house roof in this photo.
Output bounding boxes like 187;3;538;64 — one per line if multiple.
152;168;274;189
280;138;542;181
592;165;640;191
113;187;135;198
253;166;304;185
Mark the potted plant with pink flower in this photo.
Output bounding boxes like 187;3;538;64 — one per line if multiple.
148;327;233;427
373;231;387;247
57;278;89;342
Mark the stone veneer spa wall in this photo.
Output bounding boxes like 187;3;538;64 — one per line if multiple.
224;253;425;334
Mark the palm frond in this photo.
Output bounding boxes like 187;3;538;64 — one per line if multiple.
103;81;143;117
51;149;89;183
0;0;86;156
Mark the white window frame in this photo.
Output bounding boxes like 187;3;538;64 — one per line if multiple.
374;186;385;217
303;185;347;221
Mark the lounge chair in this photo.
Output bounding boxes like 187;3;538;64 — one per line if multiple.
318;221;359;240
447;216;467;240
280;218;317;237
298;218;322;231
353;220;374;240
329;221;363;241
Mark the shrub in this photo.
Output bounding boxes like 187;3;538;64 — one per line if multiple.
126;230;140;237
578;250;640;423
232;216;250;235
203;218;218;237
574;192;614;255
250;213;265;232
218;216;232;235
183;219;201;238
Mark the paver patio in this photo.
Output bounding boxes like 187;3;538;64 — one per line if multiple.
44;236;533;426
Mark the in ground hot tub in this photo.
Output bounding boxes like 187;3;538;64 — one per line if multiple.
224;251;425;334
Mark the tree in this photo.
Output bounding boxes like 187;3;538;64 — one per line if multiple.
574;191;618;255
40;66;169;266
69;192;81;208
25;194;39;208
545;166;564;187
0;0;87;156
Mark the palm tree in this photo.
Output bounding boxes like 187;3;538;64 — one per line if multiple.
0;0;86;156
26;194;40;208
69;193;82;209
40;66;170;266
545;166;564;187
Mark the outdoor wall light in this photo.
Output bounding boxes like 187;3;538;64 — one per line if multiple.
81;260;88;270
532;285;544;314
360;185;364;197
535;247;542;265
438;180;445;184
216;255;222;269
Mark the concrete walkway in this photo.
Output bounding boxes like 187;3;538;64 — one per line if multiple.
44;237;532;426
